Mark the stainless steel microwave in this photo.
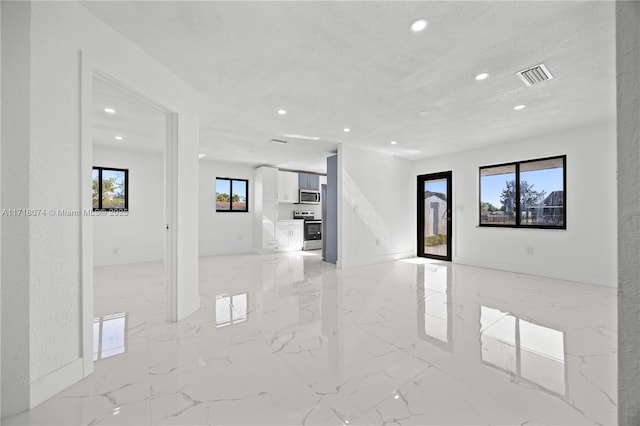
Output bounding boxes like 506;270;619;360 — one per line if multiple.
299;189;320;204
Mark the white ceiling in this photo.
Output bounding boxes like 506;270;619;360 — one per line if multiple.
82;1;616;173
93;77;166;152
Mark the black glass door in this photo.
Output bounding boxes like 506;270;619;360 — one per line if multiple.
417;172;452;261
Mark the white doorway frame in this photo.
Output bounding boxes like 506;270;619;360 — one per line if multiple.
80;53;179;377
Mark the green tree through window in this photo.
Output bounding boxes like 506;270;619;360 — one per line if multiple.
93;167;128;211
216;178;248;212
480;156;565;228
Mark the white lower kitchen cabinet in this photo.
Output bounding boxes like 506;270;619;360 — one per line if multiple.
261;201;279;249
277;220;304;251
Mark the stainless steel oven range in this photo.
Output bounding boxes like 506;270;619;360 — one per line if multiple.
293;210;322;250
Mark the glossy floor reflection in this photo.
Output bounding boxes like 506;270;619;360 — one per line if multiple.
5;253;617;425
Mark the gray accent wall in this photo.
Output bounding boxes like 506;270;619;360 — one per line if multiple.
617;1;640;423
325;155;338;264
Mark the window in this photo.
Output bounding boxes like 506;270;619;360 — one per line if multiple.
216;178;248;212
479;156;565;229
92;167;128;211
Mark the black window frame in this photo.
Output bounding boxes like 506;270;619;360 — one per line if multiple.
479;155;566;230
93;166;129;211
216;177;249;213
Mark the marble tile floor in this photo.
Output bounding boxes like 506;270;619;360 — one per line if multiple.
4;252;617;425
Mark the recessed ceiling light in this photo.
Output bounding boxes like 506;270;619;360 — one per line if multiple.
104;107;116;114
277;109;287;115
114;136;123;140
410;19;428;32
475;72;490;81
513;104;527;110
343;128;351;133
390;141;397;145
199;154;206;159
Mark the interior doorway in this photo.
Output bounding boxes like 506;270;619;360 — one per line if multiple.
417;171;452;261
91;74;168;360
81;64;179;376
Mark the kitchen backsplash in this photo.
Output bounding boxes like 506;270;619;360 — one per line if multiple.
278;202;322;220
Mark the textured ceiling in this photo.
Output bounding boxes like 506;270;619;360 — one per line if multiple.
93;78;166;153
82;1;616;173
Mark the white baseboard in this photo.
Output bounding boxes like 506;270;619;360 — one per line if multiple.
252;248;279;255
30;357;84;409
178;295;201;320
339;251;414;269
453;256;615;288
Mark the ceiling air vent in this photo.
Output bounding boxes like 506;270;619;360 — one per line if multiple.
516;63;554;86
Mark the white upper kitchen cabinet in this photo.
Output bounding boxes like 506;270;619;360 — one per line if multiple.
256;166;279;202
278;170;299;203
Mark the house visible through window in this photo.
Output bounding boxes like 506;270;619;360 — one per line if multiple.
479;156;565;229
93;167;128;211
216;178;248;212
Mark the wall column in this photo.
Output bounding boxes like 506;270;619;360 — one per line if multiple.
1;0;32;417
616;1;640;424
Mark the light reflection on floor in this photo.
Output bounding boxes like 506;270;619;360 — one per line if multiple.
93;312;128;361
5;253;617;425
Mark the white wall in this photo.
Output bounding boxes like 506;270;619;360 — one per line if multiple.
338;145;415;268
1;0;201;417
1;1;32;416
199;160;254;256
93;145;164;266
413;122;617;287
1;1;4;421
